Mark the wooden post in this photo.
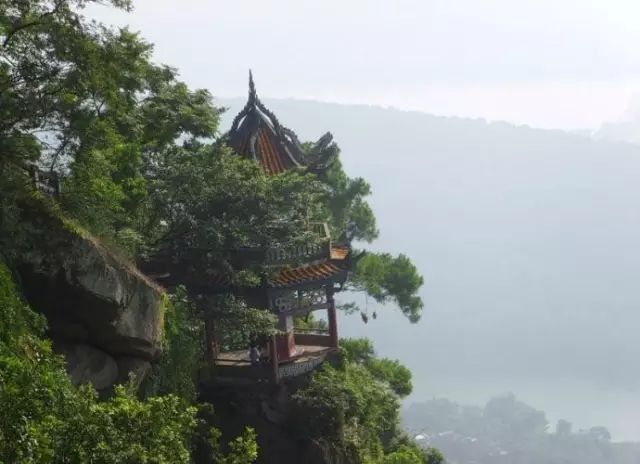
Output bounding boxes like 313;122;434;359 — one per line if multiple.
327;289;338;348
270;335;280;384
204;316;218;369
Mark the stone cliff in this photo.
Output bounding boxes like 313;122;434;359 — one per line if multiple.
12;197;165;393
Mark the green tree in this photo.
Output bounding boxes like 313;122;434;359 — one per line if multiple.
341;338;412;397
143;287;204;402
350;253;424;322
145;146;326;281
383;445;444;464
2;0;221;248
319;158;379;243
205;294;278;352
291;345;429;463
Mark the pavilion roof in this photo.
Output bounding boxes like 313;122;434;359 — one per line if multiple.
227;71;337;176
267;245;349;288
205;244;350;290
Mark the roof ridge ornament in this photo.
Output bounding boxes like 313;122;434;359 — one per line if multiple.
228;70;337;174
230;69;280;133
248;69;257;104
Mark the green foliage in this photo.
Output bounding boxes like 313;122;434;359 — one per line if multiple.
383;444;444;464
144;287;204;402
0;261;257;463
193;404;259;464
1;0;131;166
422;448;446;464
296;147;424;323
0;258;46;347
3;2;425;462
341;338;412;397
340;337;376;364
0;166;38;262
209;426;259;464
3;0;425;323
2;0;222;249
291;341;427;463
368;359;413;397
319;158;379;243
61;148;129;237
147;146;326;280
0;260;196;462
351;252;424;322
294;312;328;330
291;363;399;456
208;295;278;352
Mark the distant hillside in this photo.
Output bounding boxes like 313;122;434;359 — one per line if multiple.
219;98;640;440
404;394;640;464
593;98;640;145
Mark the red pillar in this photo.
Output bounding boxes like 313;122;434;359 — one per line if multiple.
270;335;280;384
327;290;338;348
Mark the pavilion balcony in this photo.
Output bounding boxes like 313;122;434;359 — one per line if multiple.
262;222;332;266
208;329;337;385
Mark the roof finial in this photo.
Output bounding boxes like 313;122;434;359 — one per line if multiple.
249;69;257;102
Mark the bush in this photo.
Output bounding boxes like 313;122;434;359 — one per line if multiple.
341;338;413;397
291;350;421;463
143;287;204;402
0;261;256;463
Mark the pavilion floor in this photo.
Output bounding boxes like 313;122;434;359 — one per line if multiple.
215;344;331;366
209;344;336;384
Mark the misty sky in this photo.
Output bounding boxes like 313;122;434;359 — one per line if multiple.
89;0;640;130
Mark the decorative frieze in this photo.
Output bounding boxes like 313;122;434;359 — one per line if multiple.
271;288;329;313
278;354;326;379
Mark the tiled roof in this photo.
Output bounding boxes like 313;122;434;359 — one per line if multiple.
228;116;301;176
268;262;345;287
227;72;337;176
207;245;350;289
256;127;289;175
330;245;349;260
267;245;350;288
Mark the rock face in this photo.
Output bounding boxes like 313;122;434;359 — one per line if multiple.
201;383;355;464
55;342;119;391
16;200;165;393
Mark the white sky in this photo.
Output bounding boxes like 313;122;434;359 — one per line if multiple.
88;0;640;130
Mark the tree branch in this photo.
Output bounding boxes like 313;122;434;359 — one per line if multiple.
2;1;64;48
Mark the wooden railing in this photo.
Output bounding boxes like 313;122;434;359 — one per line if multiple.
294;327;330;334
211;334;336;384
265;239;330;265
294;332;333;348
264;223;331;265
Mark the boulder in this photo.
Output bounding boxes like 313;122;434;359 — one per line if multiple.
115;356;152;388
15;198;166;390
55;342;119;391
